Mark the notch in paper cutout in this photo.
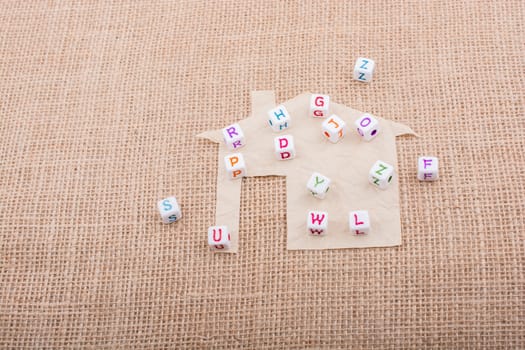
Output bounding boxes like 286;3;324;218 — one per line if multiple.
197;91;416;253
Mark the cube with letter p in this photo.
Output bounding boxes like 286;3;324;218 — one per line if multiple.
224;153;246;180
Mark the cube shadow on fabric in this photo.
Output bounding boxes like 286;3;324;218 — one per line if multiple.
307;210;328;235
310;94;330;118
349;210;370;235
207;226;231;251
322;115;347;143
267;105;291;132
355;114;380;141
353;57;375;83
418;156;439;181
369;160;395;189
274;135;296;160
306;172;331;199
157;196;182;224
222;123;245;150
224;153;246;180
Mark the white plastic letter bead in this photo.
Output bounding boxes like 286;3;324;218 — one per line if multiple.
267;105;291;132
353;57;376;83
306;172;331;199
369;160;395;189
224;153;246;180
307;210;328;235
349;210;370;235
274;135;296;160
222;123;245;150
310;94;330;118
157;196;182;224
322;115;347;143
355;114;380;141
418;156;439;181
207;226;231;251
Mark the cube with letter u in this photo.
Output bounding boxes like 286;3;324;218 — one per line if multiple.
208;226;231;251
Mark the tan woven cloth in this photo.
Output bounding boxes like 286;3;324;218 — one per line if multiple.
0;1;523;348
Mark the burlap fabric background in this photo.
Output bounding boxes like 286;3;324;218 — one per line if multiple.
0;1;523;348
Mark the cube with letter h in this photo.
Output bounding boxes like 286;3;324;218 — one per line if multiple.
307;210;328;235
208;225;231;251
353;57;376;83
355;114;380;141
306;172;331;199
418;156;439;181
274;135;295;160
369;160;395;189
222;123;245;150
267;105;291;132
157;196;182;224
224;153;246;180
349;210;370;235
310;94;330;118
322;115;347;143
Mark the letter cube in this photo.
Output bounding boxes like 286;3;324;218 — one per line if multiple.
310;94;330;118
307;210;328;235
222;123;245;150
267;105;291;132
274;135;295;160
355;114;380;141
224;153;246;180
418;156;439;181
349;210;370;235
353;57;376;83
207;225;231;251
157;196;182;224
306;172;331;199
369;160;395;189
322;115;347;143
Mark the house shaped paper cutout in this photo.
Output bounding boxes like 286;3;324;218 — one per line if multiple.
197;91;416;253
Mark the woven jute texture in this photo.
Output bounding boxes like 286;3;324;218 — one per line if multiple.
1;1;523;348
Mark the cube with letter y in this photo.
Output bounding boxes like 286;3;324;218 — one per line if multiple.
306;172;331;199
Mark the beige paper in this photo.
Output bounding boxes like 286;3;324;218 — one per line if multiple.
198;91;415;252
